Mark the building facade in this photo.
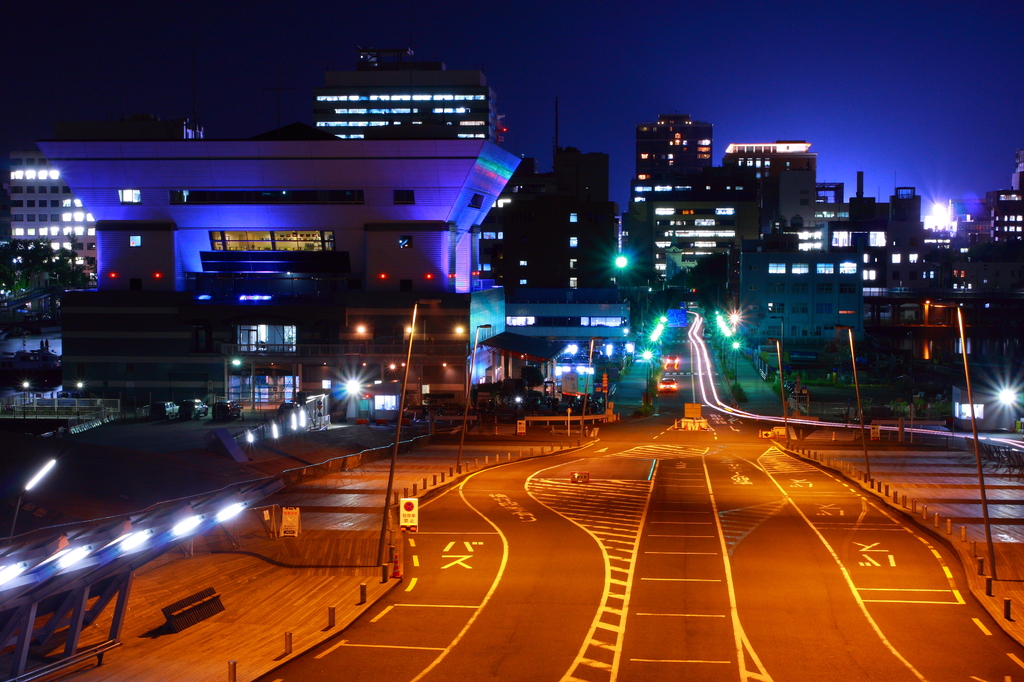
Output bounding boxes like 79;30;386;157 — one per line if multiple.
635;114;713;181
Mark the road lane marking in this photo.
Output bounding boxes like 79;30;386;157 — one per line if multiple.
1009;653;1024;669
405;577;417;592
596;447;608;452
440;555;472;569
408;538;416;547
631;658;730;664
395;603;479;608
857;588;952;592
641;577;721;582
972;618;992;635
636;612;725;617
314;639;349;659
407;463;511;682
647;534;716;538
942;566;953;579
337;642;446;651
412;531;499;535
412;555;420;567
643;551;718;555
650;521;713;524
889;555;896;567
759;454;928;682
443;541;455;551
370;605;394;623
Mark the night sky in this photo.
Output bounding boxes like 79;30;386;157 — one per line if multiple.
4;0;1022;210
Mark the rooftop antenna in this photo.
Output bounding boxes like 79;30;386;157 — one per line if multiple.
191;48;199;138
263;67;295;138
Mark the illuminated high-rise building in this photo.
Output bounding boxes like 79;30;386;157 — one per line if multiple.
634;114;713;180
314;47;498;142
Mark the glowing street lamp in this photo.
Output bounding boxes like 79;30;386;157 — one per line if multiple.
999;389;1017;405
836;325;870;481
615;255;628;269
9;458;57;539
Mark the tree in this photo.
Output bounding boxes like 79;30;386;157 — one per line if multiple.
689;253;729;310
0;237;89;296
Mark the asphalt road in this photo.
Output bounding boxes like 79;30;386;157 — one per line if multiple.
259;329;1024;682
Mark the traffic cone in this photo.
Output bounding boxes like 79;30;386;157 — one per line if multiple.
391;550;403;579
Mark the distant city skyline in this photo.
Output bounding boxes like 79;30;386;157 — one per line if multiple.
3;0;1022;211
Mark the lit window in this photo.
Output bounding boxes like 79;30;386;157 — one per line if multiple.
655;208;675;216
73;199;83;207
909;253;919;263
792;263;809;274
569;237;578;247
62;213;71;222
14;228;24;236
715;207;735;215
816;263;834;274
118;189;141;204
129;235;142;247
506;316;535;326
570;213;578;223
839;262;857;274
519;260;528;266
569;277;578;288
569;259;577;269
892;253;902;264
768;263;786;274
87;228;95;236
398;235;413;249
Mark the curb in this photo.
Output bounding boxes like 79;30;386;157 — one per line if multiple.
776;441;1024;648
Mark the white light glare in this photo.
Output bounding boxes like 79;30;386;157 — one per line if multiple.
566;344;579;355
118;531;149;551
216;503;245;523
25;459;57;491
299;409;307;428
271;422;279;439
999;389;1017;405
291;413;298;431
346;379;360;395
246;431;254;443
58;546;91;570
0;564;26;586
172;515;202;537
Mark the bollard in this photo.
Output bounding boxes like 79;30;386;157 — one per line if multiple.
422;477;427;488
507;452;511;461
433;474;437;485
946;518;952;535
381;564;389;583
412;484;417;495
1005;599;1013;621
228;660;237;682
449;466;454;476
403;487;408;498
285;632;293;655
474;459;479;469
961;525;967;542
329;605;337;627
978;556;986;576
902;494;907;508
987;577;994;597
921;504;927;520
441;472;445;483
912;499;917;513
485;456;489;465
971;540;977;557
933;512;939;528
893;490;898;503
359;583;367;605
884;484;890;496
531;447;535;456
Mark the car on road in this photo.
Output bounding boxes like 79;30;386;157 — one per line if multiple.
152;401;179;419
212;400;242;420
179;398;209;419
658;377;678;393
663;355;680;371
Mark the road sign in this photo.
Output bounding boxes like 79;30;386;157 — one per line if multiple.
400;497;419;532
570;471;590;483
516;419;526;435
280;507;300;538
684;403;702;419
870;425;881;441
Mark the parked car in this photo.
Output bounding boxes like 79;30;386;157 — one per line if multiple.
212;400;242;420
152;401;179;419
179;399;209;419
277;400;301;417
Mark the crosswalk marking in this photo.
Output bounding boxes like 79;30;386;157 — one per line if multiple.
718;499;788;556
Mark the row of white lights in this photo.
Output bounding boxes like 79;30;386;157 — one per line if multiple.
10;170;59;180
0;500;248;589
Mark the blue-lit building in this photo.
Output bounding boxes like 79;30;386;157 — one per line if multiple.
39;125;520;406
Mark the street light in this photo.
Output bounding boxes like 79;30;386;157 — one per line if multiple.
580;338;596;437
378;299;440;568
9;458;57;539
456;324;492;474
836;325;870;481
767;338;788;443
952;305;998;581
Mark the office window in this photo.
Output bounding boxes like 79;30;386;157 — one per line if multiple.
792;283;808;293
569;259;577;269
891;271;900;280
11;187;22;193
506;316;535;326
26;215;35;222
398;236;413;249
519;260;528;266
892;253;902;264
569;237;578;247
839;283;856;294
469;193;484;209
119;189;141;204
815;303;833;314
569;212;578;223
768;263;786;274
816;263;834;274
13;215;23;221
569;277;578;288
393;189;415;204
792;263;809;274
839;262;857;274
769;282;784;294
129;235;142;247
909;253;919;263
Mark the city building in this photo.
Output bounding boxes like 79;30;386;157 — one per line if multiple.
314;47;497;142
635;114;713;181
479;148;619;291
739;247;865;343
8;150;96;274
39;124;520;404
722;140;818;233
